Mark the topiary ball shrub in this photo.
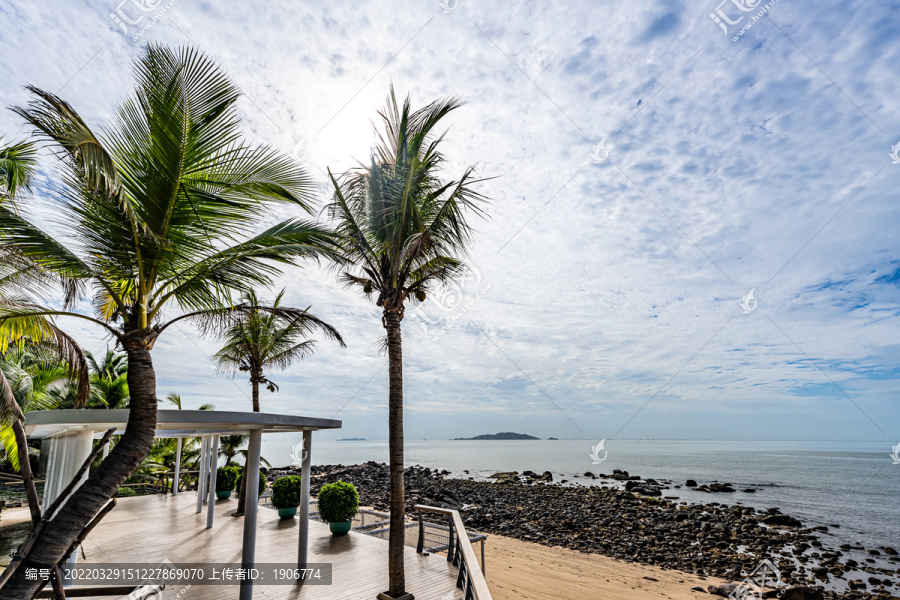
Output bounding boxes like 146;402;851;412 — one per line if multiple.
236;471;267;497
317;480;359;523
271;475;303;509
216;466;240;492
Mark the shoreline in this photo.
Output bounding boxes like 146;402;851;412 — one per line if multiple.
288;462;900;599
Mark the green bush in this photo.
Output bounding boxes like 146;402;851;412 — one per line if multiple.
236;471;267;497
116;487;137;497
271;475;304;509
216;466;240;492
317;481;359;523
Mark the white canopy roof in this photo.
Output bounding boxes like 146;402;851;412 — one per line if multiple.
24;408;342;439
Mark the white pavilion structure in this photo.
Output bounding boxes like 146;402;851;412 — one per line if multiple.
25;408;341;600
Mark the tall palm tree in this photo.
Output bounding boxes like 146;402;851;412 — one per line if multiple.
327;86;489;597
0;44;337;598
210;288;344;514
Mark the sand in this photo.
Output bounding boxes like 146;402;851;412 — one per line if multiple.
480;533;729;600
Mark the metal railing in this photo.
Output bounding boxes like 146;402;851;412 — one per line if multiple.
415;505;492;600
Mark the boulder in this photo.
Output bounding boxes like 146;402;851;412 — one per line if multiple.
707;483;735;493
762;514;802;527
686;479;698;487
779;586;825;600
540;471;553;482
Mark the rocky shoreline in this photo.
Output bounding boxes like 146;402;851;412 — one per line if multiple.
267;463;899;599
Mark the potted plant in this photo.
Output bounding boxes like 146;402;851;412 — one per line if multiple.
317;480;359;535
216;466;240;499
271;475;303;519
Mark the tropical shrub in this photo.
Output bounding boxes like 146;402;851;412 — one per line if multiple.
116;487;137;497
317;480;359;523
271;475;303;509
216;466;240;492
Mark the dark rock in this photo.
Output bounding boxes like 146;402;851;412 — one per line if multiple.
707;583;737;597
686;480;698;487
780;587;825;600
707;483;735;493
762;514;802;527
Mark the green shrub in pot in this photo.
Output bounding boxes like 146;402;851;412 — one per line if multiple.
317;481;359;535
272;475;303;518
216;466;240;499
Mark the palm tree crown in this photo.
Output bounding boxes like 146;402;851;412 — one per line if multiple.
212;288;345;411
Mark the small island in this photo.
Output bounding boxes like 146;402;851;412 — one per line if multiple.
337;437;367;441
453;432;539;440
547;437;558;440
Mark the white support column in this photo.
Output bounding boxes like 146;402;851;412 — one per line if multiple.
297;430;312;570
102;440;110;459
173;438;182;496
206;434;219;529
196;436;208;514
239;429;262;600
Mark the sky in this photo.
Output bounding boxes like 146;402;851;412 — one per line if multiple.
1;0;899;444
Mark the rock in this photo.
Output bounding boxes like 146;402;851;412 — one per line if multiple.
707;483;735;493
686;479;698;487
690;586;705;592
540;471;553;482
762;514;802;527
707;583;737;597
779;587;824;600
583;472;595;478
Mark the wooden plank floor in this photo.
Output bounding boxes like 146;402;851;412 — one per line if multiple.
77;493;460;600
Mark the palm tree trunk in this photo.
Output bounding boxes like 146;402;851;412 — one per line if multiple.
384;309;406;597
11;420;41;525
0;341;158;599
234;379;260;516
251;376;260;413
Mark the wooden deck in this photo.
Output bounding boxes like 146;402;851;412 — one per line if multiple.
76;493;460;600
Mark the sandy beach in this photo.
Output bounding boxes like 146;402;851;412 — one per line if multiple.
481;533;727;600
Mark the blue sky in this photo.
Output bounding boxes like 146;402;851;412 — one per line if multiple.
1;0;898;442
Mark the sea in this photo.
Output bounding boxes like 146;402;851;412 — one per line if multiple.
262;438;900;557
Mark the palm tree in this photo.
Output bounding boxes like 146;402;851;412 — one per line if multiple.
0;44;337;598
0;138;36;202
86;348;129;409
212;289;344;411
218;434;249;466
210;288;344;514
0;344;78;471
326;87;489;597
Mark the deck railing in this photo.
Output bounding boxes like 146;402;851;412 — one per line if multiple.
415;505;492;600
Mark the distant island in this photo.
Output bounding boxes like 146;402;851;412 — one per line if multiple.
454;432;539;440
547;437;558;440
337;437;367;441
